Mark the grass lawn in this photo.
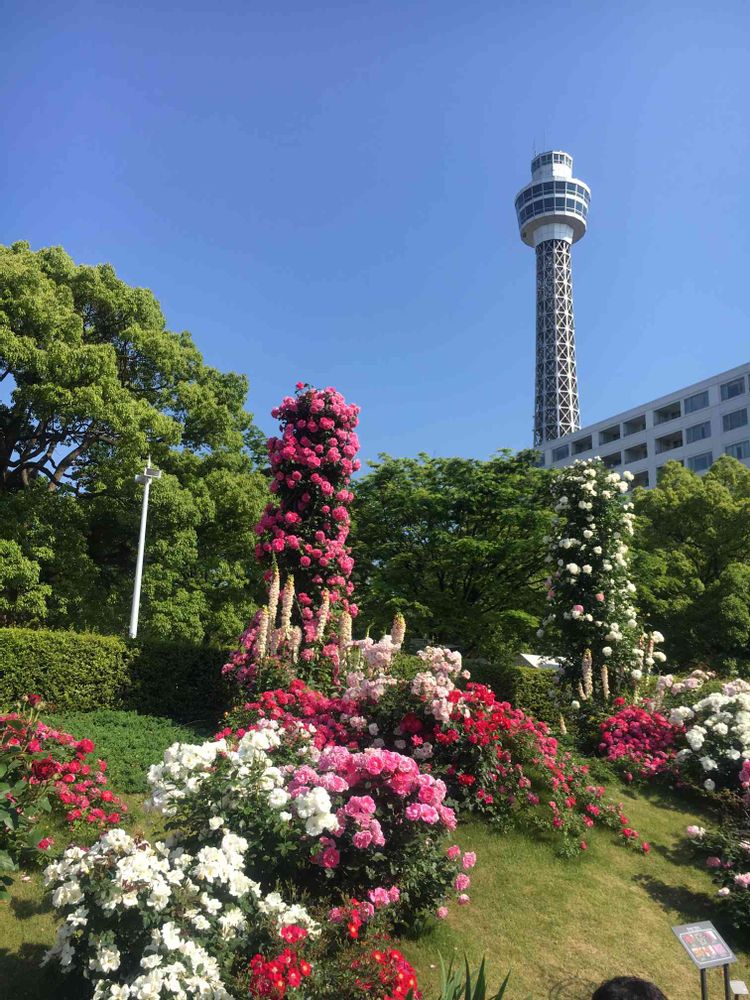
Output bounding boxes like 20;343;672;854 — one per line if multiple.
2;713;748;1000
403;784;750;999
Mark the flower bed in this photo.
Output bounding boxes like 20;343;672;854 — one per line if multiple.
33;382;654;999
0;696;126;897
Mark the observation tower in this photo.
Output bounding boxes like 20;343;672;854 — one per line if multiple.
514;151;591;446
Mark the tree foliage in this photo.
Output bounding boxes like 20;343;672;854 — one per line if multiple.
0;242;268;642
348;451;552;659
632;457;750;674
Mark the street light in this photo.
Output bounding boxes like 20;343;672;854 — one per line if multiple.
128;457;162;639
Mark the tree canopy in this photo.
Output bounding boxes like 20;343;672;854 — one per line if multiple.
349;451;552;660
632;456;750;673
0;242;268;642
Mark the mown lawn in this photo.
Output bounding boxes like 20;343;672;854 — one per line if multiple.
403;785;749;999
2;714;747;1000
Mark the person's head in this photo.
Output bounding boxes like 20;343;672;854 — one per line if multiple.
592;977;667;1000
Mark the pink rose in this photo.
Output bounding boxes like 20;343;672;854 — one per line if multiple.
446;844;461;860
436;906;449;919
457;893;470;906
462;851;477;870
454;874;470;892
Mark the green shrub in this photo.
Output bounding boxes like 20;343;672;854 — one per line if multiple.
0;627;233;724
0;628;129;712
125;637;233;724
468;661;557;723
45;710;209;794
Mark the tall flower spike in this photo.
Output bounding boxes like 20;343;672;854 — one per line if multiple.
280;575;295;632
582;649;593;699
267;568;281;642
601;663;610;701
255;607;270;661
315;590;330;642
339;610;352;653
391;612;406;647
290;626;302;663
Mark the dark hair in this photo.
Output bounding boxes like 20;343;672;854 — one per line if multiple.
592;978;667;1000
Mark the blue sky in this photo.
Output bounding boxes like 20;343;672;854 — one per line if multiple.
3;1;749;467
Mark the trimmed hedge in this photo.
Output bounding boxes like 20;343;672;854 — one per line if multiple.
0;628;129;713
467;659;557;724
0;627;233;724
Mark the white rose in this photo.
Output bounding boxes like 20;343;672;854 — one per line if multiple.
704;779;716;792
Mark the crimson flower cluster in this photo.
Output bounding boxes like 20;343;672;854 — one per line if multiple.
255;383;361;625
220;681;362;749
247;945;312;998
1;712;126;829
349;947;421;1000
599;703;681;778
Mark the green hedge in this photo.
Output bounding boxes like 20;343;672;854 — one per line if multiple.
0;627;233;724
467;660;558;723
0;628;129;712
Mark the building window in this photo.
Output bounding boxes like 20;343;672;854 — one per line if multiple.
723;408;749;432
599;424;621;445
726;440;750;460
654;401;682;425
632;471;649;488
685;420;711;444
552;444;569;462
687;452;713;473
623;414;647;436
655;430;684;454
602;451;621;469
720;377;745;401
684;390;710;414
572;435;593;455
624;442;648;462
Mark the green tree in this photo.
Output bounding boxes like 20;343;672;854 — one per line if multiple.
0;540;51;626
0;242;268;641
349;451;552;660
632;456;750;674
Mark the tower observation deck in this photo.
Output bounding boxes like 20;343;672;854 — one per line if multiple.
514;151;591;446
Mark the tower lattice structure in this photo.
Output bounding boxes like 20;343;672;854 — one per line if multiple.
514;151;590;446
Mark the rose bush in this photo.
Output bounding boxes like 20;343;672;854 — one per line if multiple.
598;701;681;779
0;696;126;896
145;721;463;922
538;459;661;706
685;821;750;942
670;686;750;793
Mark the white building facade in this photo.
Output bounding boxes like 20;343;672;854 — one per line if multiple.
538;362;750;487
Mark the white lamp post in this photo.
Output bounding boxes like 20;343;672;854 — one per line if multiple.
128;458;162;639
